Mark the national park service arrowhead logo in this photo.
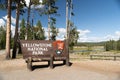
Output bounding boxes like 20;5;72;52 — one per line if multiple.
53;40;64;55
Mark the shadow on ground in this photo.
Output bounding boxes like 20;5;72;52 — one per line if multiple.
32;62;73;71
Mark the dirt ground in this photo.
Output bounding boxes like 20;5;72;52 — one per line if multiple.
0;53;120;80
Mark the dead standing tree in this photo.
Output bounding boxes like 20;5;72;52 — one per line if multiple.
65;0;69;66
65;0;74;66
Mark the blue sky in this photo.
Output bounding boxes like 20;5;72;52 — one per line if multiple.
1;0;120;42
76;0;120;35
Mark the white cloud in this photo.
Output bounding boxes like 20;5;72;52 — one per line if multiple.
56;28;66;40
77;29;91;42
43;27;66;40
11;17;16;24
25;0;44;8
3;15;16;25
78;36;102;42
31;5;44;9
78;31;120;42
25;0;30;7
11;25;15;36
78;36;88;42
104;35;115;40
78;29;90;37
25;0;43;6
115;31;120;36
39;0;42;3
0;19;5;26
44;27;48;39
1;15;16;37
77;30;120;42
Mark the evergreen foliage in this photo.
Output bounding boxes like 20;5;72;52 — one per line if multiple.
50;18;58;41
19;18;26;39
69;21;79;50
33;20;46;40
0;26;6;49
105;39;120;51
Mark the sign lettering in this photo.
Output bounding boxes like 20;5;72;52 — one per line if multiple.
22;43;52;55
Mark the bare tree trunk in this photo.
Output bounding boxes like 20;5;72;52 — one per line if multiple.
48;14;50;40
66;0;69;66
25;0;32;40
48;2;51;40
12;0;20;59
68;0;72;34
6;0;11;59
66;0;69;40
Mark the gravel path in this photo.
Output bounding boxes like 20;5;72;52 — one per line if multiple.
0;50;5;55
0;50;120;80
0;59;120;80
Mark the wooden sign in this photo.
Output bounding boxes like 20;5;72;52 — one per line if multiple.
20;40;54;58
20;40;69;70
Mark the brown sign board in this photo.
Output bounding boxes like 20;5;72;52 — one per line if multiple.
20;40;68;60
20;40;69;70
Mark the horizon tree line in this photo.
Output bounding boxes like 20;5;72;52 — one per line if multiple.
105;39;120;51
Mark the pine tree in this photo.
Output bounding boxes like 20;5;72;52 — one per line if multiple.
105;40;116;51
33;20;45;40
66;0;79;50
25;0;32;40
117;39;120;50
12;0;26;58
19;18;26;39
69;21;79;50
25;0;41;40
0;26;6;50
50;18;58;41
42;0;58;40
